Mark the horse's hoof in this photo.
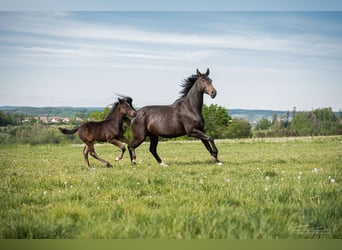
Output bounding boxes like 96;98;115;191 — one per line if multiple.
160;162;169;167
131;161;137;165
115;157;120;161
106;163;113;168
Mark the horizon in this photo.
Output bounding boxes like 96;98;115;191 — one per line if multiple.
1;105;340;113
1;11;341;111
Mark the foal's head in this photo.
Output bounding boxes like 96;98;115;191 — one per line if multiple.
117;98;137;117
196;68;217;98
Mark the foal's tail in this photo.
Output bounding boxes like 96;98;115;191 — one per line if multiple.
59;127;79;135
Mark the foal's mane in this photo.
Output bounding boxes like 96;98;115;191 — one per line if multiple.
105;101;119;120
179;75;198;98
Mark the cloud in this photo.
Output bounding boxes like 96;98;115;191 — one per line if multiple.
1;12;341;110
2;12;341;61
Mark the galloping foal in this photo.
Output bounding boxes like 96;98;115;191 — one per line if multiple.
59;97;136;168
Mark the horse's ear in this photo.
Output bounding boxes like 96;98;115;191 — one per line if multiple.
196;68;201;77
206;68;210;76
118;98;123;103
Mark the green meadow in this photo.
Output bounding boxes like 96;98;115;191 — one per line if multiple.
0;136;341;238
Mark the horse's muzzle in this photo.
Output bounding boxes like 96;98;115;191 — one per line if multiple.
131;111;137;117
210;89;217;98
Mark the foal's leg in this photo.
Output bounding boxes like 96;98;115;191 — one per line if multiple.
109;138;126;161
89;143;113;168
149;135;167;166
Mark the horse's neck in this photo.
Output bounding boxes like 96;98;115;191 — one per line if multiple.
106;108;123;124
183;84;204;114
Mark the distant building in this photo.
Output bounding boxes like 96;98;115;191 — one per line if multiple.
39;116;48;123
51;117;62;123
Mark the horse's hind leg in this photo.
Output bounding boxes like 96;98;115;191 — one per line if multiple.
149;135;167;166
89;144;112;168
83;145;90;168
128;135;146;164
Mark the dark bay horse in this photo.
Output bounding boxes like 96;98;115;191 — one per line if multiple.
59;97;136;168
128;68;222;166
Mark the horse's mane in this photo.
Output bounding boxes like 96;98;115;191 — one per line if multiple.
179;75;198;98
105;101;119;120
105;96;134;120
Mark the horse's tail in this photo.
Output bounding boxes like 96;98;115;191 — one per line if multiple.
59;127;79;135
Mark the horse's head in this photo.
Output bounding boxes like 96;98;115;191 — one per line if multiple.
196;68;217;98
118;97;137;117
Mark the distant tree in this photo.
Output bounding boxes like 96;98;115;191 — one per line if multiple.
290;112;314;136
0;111;24;126
271;114;278;126
89;107;110;121
283;110;290;128
292;107;297;118
226;118;252;138
290;107;341;136
255;118;271;130
202;104;230;138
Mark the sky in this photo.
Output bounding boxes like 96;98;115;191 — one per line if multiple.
0;10;341;111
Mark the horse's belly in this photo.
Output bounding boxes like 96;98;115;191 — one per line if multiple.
147;120;185;138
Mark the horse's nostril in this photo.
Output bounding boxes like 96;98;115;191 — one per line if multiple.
211;90;217;98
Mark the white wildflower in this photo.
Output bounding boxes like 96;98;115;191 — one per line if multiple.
199;179;204;185
330;178;336;183
43;191;48;195
298;175;301;180
312;168;318;174
265;176;270;180
264;185;269;192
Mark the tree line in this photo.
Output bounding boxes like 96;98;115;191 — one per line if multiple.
0;106;341;145
254;107;342;137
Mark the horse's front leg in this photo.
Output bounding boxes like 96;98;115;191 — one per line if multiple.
189;129;222;165
110;138;126;161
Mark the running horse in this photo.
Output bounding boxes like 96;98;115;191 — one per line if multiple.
128;68;222;166
59;97;136;168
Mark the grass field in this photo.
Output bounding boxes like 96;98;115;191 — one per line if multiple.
0;136;341;238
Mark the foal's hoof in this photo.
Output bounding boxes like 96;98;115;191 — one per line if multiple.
115;157;121;161
106;163;113;168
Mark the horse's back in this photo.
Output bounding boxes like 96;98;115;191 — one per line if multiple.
78;121;108;142
131;105;185;137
